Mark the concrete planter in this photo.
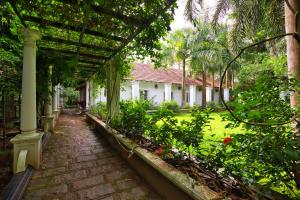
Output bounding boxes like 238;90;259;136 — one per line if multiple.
86;113;222;200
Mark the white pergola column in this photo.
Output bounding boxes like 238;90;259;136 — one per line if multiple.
10;28;43;173
206;86;212;103
52;85;60;125
86;80;90;109
53;85;58;111
89;80;95;106
57;83;61;108
132;81;140;100
164;83;172;102
224;88;230;102
189;85;196;107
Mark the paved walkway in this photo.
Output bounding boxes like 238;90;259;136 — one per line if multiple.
23;110;161;200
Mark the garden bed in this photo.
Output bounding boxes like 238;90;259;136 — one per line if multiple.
86;113;256;200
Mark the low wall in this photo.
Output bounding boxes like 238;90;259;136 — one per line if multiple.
86;113;221;200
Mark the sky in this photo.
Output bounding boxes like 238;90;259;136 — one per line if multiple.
170;0;217;30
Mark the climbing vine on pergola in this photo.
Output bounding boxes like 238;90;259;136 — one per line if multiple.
5;0;176;80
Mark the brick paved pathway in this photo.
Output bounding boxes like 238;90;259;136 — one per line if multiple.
23;110;161;200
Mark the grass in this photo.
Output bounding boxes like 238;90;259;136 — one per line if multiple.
175;112;245;149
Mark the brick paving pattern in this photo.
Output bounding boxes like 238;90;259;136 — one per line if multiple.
23;110;161;200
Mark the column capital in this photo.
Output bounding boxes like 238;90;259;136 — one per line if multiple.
21;28;41;46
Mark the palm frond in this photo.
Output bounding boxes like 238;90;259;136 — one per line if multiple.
211;0;230;29
184;0;203;24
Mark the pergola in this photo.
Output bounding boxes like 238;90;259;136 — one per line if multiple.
4;0;176;173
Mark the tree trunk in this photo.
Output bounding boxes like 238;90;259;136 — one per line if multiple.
201;67;206;109
285;0;300;189
232;70;234;90
107;57;120;121
219;67;222;104
211;72;215;102
181;59;186;107
225;71;229;88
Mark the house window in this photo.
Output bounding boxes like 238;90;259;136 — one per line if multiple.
186;92;190;103
171;92;174;100
154;84;158;89
140;90;148;100
178;86;181;90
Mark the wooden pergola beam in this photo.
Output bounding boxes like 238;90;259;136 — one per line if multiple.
62;0;147;27
22;16;126;42
77;60;103;66
90;4;147;27
108;0;176;60
41;36;116;53
40;47;109;61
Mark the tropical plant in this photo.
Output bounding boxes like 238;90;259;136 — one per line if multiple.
159;28;194;107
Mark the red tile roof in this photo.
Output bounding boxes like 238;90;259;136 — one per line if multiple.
129;63;215;87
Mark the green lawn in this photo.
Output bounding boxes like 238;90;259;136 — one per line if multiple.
175;112;245;149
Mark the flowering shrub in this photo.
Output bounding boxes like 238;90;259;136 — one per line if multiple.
223;137;232;145
207;71;300;197
175;107;211;158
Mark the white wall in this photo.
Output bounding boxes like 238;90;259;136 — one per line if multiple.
195;87;202;106
172;84;182;106
94;80;222;107
139;81;164;105
214;89;220;104
121;81;131;100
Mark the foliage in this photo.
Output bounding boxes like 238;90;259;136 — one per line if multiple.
211;0;284;52
147;107;178;146
206;101;224;112
160;100;179;113
176;107;211;158
111;100;211;160
89;102;107;120
61;87;79;107
205;70;300;197
0;4;22;95
112;100;151;137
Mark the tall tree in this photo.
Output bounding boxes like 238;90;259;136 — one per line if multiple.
285;0;300;188
160;29;193;107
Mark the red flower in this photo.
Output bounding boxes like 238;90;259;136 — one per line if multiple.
155;146;164;156
223;137;232;145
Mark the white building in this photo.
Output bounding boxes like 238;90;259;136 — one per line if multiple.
79;63;230;108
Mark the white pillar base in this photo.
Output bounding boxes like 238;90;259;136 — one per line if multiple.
10;132;44;173
42;115;54;132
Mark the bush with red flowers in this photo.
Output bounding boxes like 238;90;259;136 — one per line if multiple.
223;137;232;145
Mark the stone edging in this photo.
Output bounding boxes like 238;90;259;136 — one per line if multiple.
86;113;222;200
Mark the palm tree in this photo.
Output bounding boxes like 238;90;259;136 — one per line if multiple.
189;20;226;107
160;29;194;107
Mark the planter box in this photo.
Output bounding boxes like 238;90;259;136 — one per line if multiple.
86;113;222;200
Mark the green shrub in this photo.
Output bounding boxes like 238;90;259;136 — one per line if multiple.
160;101;179;113
206;101;224;111
61;87;79;107
113;100;150;137
147;107;178;146
176;107;211;158
89;102;107;120
205;71;300;196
